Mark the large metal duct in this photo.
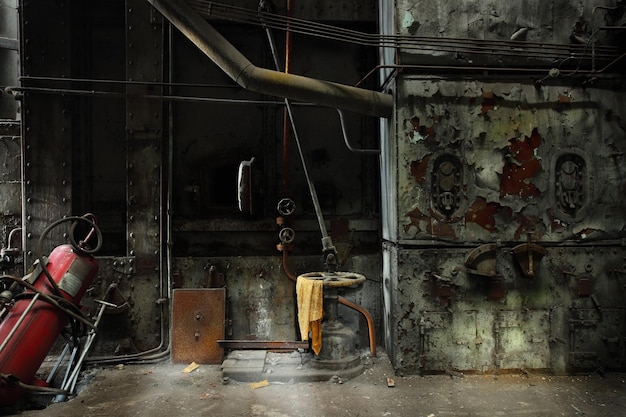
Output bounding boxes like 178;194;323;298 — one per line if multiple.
146;0;393;118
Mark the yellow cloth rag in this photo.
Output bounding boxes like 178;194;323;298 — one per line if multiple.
296;276;324;355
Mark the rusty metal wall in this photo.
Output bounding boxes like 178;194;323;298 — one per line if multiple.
14;0;626;376
383;0;626;375
12;0;382;360
390;246;626;375
386;81;626;375
19;0;73;262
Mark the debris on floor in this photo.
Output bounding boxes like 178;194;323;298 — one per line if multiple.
248;379;270;390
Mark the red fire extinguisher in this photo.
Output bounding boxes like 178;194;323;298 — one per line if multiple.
0;215;101;406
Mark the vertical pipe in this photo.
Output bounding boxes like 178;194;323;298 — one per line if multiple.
165;13;175;355
281;0;293;194
338;296;377;357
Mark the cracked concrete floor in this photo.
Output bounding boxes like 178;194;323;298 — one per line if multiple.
4;351;626;417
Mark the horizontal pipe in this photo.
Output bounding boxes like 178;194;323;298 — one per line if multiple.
146;0;393;118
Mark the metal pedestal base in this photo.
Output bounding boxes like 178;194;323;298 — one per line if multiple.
311;320;362;374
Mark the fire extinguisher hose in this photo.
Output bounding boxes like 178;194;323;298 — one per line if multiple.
35;214;102;299
12;292;89;339
0;274;96;331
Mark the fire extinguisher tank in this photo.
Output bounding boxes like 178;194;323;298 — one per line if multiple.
0;244;99;405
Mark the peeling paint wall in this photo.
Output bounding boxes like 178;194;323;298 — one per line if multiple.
395;0;626;66
397;79;626;244
388;79;626;374
384;0;626;375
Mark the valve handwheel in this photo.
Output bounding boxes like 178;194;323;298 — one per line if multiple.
298;271;366;288
277;198;296;216
278;227;295;244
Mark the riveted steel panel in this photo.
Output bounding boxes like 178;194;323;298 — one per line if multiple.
21;0;73;263
172;288;225;364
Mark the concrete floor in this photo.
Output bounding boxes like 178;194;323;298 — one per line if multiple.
3;350;626;417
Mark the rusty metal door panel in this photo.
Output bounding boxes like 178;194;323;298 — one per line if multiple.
421;310;495;373
172;288;226;364
569;307;626;371
496;310;550;370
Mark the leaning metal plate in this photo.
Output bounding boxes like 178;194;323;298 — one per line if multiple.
172;288;225;364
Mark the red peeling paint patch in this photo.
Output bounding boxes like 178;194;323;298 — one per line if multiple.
408;115;436;140
405;207;458;239
408;117;418;140
514;215;544;240
405;207;427;233
410;155;431;184
481;91;495;115
558;94;571;104
466;197;501;232
546;209;565;231
574;228;599;240
430;219;457;239
500;128;542;198
410;116;420;131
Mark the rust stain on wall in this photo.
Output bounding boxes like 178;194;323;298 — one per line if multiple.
466;197;510;232
429;219;457;239
500;128;542;198
513;214;545;240
547;209;566;232
408;115;436;140
405;207;428;233
481;90;495;115
573;227;600;240
405;207;458;240
410;155;431;184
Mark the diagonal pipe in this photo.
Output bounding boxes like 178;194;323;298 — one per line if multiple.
146;0;393;118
